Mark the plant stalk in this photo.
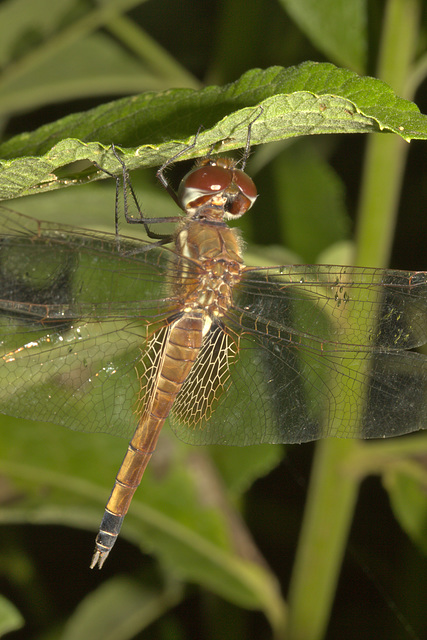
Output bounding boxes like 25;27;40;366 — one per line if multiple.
286;1;421;638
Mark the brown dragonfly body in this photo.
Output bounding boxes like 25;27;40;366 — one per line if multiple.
1;150;426;570
92;158;255;567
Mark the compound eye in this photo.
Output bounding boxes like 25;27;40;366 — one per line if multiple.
178;165;233;209
233;169;258;205
232;169;257;202
178;160;258;216
224;168;257;217
183;165;232;193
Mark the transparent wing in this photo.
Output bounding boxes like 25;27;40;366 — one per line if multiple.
0;206;191;321
1;207;426;444
169;266;427;445
0;207;191;437
171;325;238;427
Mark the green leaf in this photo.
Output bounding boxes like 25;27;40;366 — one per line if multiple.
0;416;286;632
272;140;351;262
385;460;427;556
61;576;183;640
0;0;76;66
0;33;169;116
0;594;24;636
0;0;198;118
279;0;367;72
209;444;285;498
341;434;427;555
1;62;426;200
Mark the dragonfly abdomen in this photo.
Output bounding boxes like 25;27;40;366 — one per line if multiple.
91;313;205;568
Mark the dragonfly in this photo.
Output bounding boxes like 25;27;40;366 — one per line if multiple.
0;137;426;570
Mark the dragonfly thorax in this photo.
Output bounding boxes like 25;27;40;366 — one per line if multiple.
175;217;244;319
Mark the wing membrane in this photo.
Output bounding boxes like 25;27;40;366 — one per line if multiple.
0;206;191;322
0;207;189;436
1;208;426;444
238;265;427;349
171;324;238;427
170;267;427;444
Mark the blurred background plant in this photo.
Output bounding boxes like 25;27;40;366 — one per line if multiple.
0;1;426;639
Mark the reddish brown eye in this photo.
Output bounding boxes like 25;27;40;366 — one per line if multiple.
178;165;233;210
232;169;257;201
184;165;232;192
178;160;258;216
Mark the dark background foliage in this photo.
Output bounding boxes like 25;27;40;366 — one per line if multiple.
0;1;426;639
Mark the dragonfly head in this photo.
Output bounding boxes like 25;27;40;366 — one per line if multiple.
177;157;258;221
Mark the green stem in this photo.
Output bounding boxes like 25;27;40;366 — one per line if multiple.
286;440;360;640
355;0;420;269
346;433;427;481
286;2;421;639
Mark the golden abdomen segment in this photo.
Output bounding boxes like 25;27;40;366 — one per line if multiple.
91;313;204;569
